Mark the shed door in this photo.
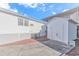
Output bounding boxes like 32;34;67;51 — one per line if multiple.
47;20;64;43
53;22;64;42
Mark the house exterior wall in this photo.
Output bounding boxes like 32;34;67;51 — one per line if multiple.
0;11;18;34
68;21;77;46
47;17;69;45
70;11;79;23
29;20;44;34
0;11;44;45
69;11;79;39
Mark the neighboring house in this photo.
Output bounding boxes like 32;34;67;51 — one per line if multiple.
0;7;46;45
43;7;79;48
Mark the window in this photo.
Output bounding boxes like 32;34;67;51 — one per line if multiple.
30;24;34;26
18;18;23;26
18;17;29;26
24;20;29;26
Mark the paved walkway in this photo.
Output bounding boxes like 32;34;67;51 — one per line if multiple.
0;39;61;56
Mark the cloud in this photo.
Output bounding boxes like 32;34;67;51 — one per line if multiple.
42;7;46;12
52;12;56;15
0;3;18;13
18;3;39;8
18;3;55;14
36;3;48;13
18;3;48;13
0;3;10;9
38;6;47;12
10;8;18;12
37;4;55;13
62;9;69;12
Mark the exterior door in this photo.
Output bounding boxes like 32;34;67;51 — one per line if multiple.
77;26;79;38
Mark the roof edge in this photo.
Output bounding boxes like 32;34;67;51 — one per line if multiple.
43;6;79;21
0;7;46;24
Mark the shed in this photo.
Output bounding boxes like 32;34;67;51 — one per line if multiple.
47;17;77;48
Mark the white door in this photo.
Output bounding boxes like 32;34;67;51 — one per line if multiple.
47;18;64;43
53;22;64;42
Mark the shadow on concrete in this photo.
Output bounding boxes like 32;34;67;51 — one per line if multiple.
33;36;69;54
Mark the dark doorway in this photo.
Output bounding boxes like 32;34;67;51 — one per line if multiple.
77;26;79;38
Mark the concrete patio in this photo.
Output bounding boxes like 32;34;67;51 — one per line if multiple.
0;39;61;56
36;39;73;55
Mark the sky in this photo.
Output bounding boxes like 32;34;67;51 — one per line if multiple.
0;3;79;20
